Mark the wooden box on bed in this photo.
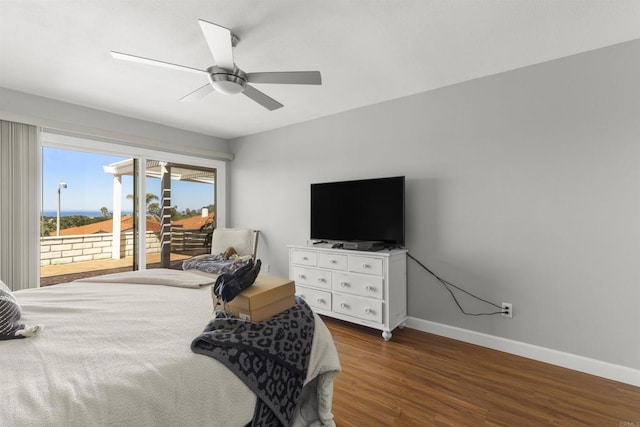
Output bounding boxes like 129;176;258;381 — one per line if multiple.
225;274;296;322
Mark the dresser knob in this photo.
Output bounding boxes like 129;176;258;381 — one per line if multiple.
330;259;337;264
318;277;326;283
302;256;308;260
365;285;373;292
340;303;348;309
317;298;324;304
365;308;372;315
362;263;370;269
340;282;348;288
297;274;306;280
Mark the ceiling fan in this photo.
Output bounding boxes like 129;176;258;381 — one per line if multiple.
111;19;322;111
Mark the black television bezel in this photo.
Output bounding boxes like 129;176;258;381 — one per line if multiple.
310;176;405;247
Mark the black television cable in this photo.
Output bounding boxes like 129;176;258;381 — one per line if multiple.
407;252;507;317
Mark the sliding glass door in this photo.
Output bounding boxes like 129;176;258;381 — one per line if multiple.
40;147;136;285
111;159;217;271
40;132;222;286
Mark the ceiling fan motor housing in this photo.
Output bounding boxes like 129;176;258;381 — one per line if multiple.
110;21;319;108
207;66;247;95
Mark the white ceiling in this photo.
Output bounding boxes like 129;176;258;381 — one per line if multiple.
2;1;640;140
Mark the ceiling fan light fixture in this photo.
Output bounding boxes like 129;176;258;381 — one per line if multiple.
207;66;247;95
111;20;322;109
211;80;245;95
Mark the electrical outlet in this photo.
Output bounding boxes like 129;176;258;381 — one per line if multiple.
502;303;513;318
502;302;513;318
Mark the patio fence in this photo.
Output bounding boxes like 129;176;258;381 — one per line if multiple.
40;228;209;266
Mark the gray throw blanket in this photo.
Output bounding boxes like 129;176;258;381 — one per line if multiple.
191;297;315;427
182;253;252;275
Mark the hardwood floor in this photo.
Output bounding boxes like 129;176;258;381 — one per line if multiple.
323;317;640;426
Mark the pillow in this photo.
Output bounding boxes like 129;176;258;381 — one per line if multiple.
0;280;40;340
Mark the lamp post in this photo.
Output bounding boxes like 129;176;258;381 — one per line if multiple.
56;181;67;236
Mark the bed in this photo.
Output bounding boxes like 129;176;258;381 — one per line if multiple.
0;269;341;426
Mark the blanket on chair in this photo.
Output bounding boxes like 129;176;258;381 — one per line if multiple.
191;297;315;427
182;253;252;275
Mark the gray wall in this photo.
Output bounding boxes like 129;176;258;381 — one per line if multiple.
229;39;640;370
0;88;231;158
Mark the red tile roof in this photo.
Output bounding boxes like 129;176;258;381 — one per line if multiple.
172;212;215;230
56;212;214;236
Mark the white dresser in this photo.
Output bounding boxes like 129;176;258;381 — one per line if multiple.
288;244;407;340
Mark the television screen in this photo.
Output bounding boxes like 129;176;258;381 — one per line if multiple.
310;176;405;246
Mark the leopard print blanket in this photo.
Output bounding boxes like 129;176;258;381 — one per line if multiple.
191;297;314;426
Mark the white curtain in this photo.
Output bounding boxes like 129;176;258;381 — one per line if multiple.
0;120;40;291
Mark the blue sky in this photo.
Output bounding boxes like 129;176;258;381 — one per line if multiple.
42;147;215;215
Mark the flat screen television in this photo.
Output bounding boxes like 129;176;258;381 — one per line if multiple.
310;176;405;247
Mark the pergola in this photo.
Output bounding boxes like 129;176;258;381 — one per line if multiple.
102;159;215;266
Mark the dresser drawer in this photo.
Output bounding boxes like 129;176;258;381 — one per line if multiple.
333;293;383;323
296;285;332;312
348;255;383;276
291;266;332;290
318;252;347;271
291;249;318;266
289;245;408;340
332;272;384;299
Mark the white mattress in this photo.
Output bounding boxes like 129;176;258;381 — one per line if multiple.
0;271;340;426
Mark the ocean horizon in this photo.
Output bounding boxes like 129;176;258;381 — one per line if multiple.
41;210;133;218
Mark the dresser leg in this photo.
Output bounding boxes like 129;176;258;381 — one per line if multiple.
382;330;392;341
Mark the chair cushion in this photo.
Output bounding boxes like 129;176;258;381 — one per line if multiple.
211;228;254;257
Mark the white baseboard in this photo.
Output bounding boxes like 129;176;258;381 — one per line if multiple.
406;317;640;388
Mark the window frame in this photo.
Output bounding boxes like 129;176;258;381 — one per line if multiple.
40;131;226;271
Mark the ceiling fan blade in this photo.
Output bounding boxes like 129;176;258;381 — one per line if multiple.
180;83;214;102
110;51;208;76
198;19;235;70
246;71;322;85
242;85;283;111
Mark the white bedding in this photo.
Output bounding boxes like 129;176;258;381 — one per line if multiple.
76;268;216;288
0;272;340;426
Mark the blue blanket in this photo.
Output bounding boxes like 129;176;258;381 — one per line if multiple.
191;297;315;426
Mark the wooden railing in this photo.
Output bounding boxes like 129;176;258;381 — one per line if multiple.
170;227;211;254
